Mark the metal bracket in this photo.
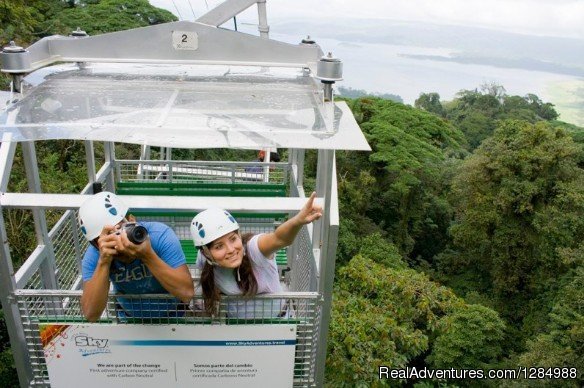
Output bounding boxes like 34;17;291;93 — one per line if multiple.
6;293;16;304
1;21;322;74
196;0;262;26
0;42;30;74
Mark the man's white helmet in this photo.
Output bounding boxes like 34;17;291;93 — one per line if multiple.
191;208;239;247
78;192;129;241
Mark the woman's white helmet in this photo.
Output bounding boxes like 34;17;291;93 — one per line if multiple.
78;192;129;241
191;208;239;247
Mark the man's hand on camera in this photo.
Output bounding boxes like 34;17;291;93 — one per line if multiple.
96;225;118;265
113;228;153;260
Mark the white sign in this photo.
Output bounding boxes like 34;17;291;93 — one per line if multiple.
172;31;198;50
40;323;297;388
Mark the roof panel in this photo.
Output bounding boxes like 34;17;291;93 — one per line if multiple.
0;63;370;151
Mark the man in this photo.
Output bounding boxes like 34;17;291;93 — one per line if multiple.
79;191;194;321
244;150;281;173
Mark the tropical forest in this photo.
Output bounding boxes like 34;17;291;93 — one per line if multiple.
1;1;583;387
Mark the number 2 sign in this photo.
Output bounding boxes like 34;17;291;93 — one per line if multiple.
172;31;198;50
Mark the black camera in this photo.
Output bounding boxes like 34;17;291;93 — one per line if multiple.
121;222;148;244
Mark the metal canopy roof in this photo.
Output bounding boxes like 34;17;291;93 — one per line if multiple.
0;63;370;151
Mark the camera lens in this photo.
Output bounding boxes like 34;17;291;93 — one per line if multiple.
125;224;148;244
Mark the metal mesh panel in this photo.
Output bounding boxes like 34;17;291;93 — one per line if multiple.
22;211;86;291
49;211;84;290
25;272;43;290
117;160;289;185
15;291;319;387
291;226;316;293
23;173;105;290
310;300;322;381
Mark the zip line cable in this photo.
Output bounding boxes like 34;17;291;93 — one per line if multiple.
171;0;183;20
187;0;197;19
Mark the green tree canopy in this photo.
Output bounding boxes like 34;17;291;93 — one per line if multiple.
448;120;584;321
415;92;445;117
52;0;177;35
518;267;584;386
439;84;561;150
339;97;466;260
326;247;504;385
427;304;506;369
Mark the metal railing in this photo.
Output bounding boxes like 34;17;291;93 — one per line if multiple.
16;171;112;291
14;291;320;387
116;160;290;185
13;206;320;386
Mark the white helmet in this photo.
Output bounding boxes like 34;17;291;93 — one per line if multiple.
191;208;239;247
78;192;129;241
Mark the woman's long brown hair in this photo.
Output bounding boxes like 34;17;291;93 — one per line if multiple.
200;232;258;316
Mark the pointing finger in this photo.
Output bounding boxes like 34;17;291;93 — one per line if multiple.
304;191;316;211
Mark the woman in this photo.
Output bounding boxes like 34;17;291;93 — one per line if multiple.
190;192;322;317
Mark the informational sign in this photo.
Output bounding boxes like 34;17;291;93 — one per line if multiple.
40;323;297;388
172;31;198;50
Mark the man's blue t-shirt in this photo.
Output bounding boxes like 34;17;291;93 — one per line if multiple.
82;222;187;318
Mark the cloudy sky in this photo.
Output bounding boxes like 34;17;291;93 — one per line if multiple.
151;0;584;39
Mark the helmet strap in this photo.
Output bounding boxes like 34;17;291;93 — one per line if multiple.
201;246;216;266
236;238;246;282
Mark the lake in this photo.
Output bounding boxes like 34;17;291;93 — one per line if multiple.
271;32;584;126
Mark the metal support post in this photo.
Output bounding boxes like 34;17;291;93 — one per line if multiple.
289;148;297;166
289;149;298;194
197;0;260;27
166;148;173;182
21;142;59;290
0;136;32;386
11;74;24;94
0;134;16;191
256;0;269;39
312;149;333;255
296;149;305;190
103;142;116;191
263;148;270;183
0;210;33;387
314;157;340;387
138;145;151;180
288;148;306;197
142;145;151;160
84;140;96;184
323;82;333;102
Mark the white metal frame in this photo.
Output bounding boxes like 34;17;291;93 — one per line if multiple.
0;20;321;74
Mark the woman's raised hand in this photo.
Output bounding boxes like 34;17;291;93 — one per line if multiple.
296;192;323;225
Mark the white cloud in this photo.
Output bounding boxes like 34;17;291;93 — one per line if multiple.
151;0;584;39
